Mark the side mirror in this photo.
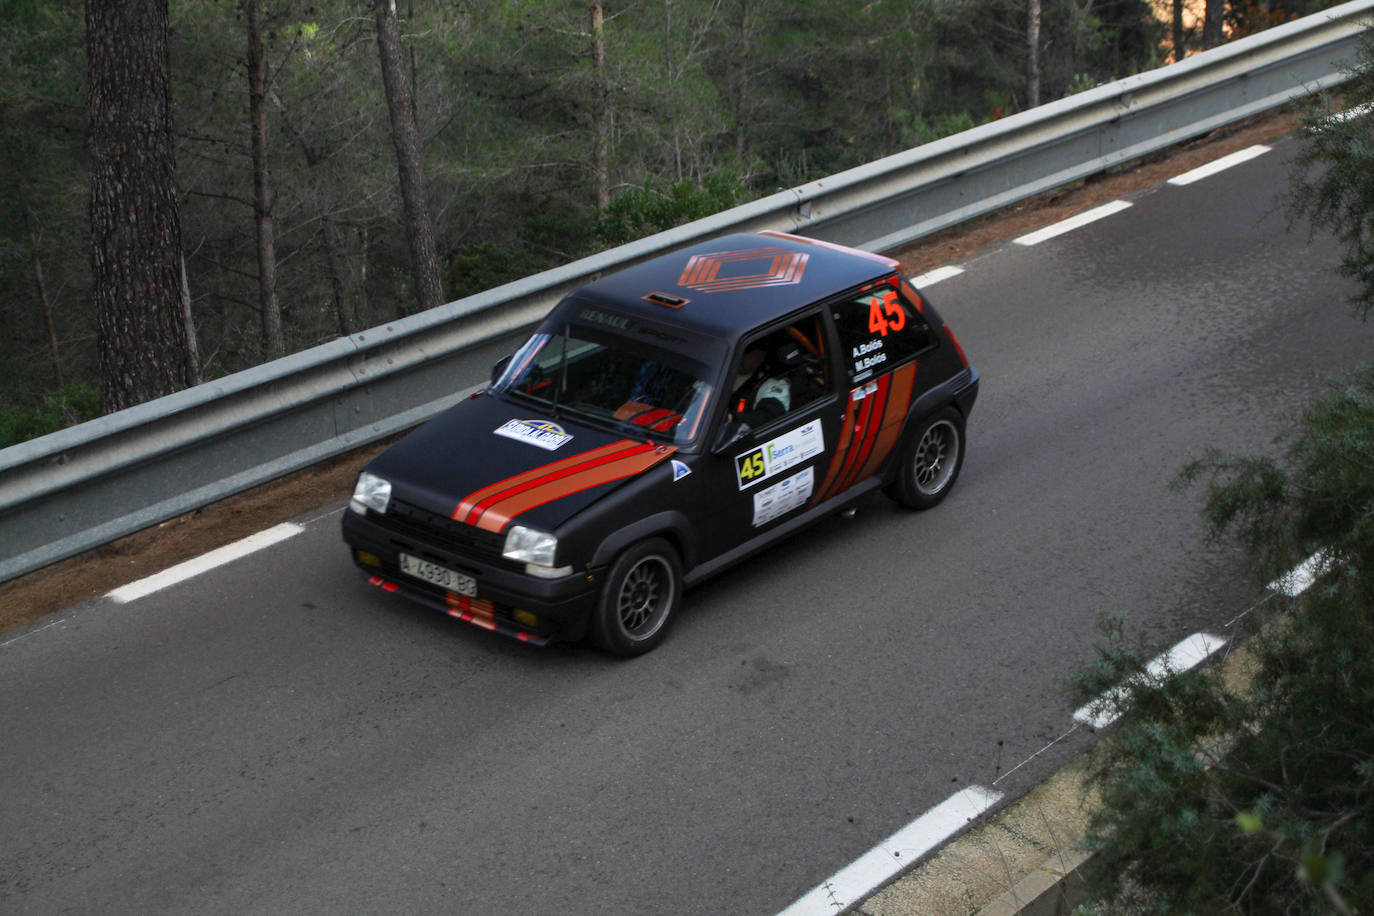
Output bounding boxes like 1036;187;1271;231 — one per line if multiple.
712;416;752;454
490;355;512;386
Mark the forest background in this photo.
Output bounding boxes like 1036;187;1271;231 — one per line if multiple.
0;0;1336;440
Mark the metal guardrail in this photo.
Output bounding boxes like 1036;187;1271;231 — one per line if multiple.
1;0;1370;583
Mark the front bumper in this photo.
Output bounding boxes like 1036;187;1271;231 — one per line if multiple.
341;509;603;644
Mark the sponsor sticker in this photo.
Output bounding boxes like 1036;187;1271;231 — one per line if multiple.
752;467;814;526
493;418;574;451
851;381;880;402
735;420;824;490
671;459;691;481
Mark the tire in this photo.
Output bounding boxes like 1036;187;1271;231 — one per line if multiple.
591;538;682;657
885;407;965;510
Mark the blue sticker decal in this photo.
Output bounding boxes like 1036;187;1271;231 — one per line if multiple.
671;459;691;481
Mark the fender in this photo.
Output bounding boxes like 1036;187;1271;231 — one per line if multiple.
590;510;697;571
882;367;980;485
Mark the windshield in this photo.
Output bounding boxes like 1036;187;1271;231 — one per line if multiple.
492;328;716;446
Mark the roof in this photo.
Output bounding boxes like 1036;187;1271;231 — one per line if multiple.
555;232;900;341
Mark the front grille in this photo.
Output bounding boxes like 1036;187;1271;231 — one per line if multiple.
384;499;507;560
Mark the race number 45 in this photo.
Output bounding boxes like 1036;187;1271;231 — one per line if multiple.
867;290;906;337
736;448;766;486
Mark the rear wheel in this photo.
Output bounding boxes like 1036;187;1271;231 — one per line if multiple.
592;538;681;657
885;407;965;509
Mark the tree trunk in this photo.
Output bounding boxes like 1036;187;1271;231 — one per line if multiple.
270;91;356;338
242;0;283;361
1173;0;1186;62
591;1;611;213
731;0;752;161
1203;0;1225;49
376;0;444;312
180;253;201;384
86;0;199;412
356;225;371;328
323;215;356;337
1027;0;1042;108
21;198;64;387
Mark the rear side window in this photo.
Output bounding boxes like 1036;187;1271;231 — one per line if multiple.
832;278;933;381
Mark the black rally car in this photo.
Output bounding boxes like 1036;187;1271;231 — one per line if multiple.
343;231;978;655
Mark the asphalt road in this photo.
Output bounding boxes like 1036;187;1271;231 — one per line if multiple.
5;135;1373;916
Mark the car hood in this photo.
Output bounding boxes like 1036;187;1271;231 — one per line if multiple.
366;392;678;535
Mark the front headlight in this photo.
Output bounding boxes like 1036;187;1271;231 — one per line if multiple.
503;525;558;565
349;472;392;515
503;525;571;577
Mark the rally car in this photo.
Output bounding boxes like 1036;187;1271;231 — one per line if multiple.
342;231;978;655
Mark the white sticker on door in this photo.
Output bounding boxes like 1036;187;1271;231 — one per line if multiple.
752;466;815;526
734;420;824;490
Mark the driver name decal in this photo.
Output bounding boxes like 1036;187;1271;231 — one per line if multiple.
494;419;574;451
734;421;824;490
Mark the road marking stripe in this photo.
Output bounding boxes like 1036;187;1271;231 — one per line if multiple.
1167;145;1270;186
1013;200;1132;246
1072;632;1227;729
1326;102;1372;124
776;786;1003;916
106;523;304;604
1267;551;1330;597
909;265;964;288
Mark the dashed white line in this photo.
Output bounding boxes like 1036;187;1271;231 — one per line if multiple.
776;786;1003;915
1267;550;1330;597
1073;632;1228;730
1013;200;1132;247
1167;144;1270;186
909;265;965;288
1324;102;1372;124
106;522;305;604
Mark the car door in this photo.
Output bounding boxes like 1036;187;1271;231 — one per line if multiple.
695;309;847;563
806;274;940;506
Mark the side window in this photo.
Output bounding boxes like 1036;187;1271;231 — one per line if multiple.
832;279;933;380
729;314;831;429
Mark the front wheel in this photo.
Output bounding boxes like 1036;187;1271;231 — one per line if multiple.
591;538;682;657
885;407;965;510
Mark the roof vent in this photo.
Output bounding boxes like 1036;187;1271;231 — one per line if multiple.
643;292;688;309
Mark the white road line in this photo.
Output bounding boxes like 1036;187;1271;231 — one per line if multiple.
1167;145;1270;186
909;265;965;288
1072;632;1227;730
1013;200;1132;247
106;522;304;604
776;786;1003;916
1267;551;1330;597
1327;102;1373;124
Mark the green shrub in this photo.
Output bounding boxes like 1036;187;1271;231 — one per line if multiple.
594;172;749;248
1074;367;1374;913
0;381;101;447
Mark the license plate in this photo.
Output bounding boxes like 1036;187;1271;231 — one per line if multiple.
399;553;476;597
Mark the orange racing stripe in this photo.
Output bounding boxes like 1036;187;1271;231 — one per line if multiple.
814;395;861;501
458;441;678;534
853;362;918;484
834;374;891;494
820;377;884;502
452;441;637;525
